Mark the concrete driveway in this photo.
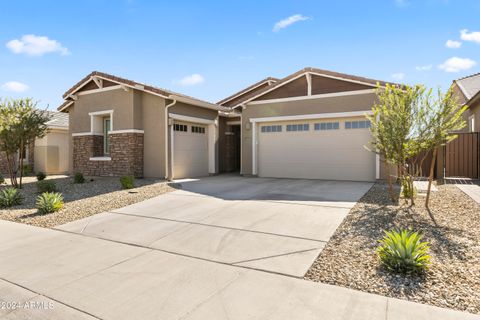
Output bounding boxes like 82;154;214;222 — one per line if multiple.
57;175;372;277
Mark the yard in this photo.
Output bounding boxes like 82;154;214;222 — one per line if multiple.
0;175;175;228
305;182;480;315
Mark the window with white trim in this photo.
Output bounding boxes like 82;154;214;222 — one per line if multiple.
103;117;111;154
191;126;206;134
261;125;282;133
286;124;309;132
174;124;188;132
345;120;371;129
314;122;339;131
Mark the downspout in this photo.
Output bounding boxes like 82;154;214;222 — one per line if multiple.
165;98;177;180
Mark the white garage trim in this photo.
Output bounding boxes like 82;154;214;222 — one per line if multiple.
249;110;373;124
169;113;216;125
250;111;377;179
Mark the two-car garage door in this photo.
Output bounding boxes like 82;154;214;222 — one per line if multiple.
257;117;375;181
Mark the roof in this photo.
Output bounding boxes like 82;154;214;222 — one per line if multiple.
59;71;228;112
217;77;278;106
231;67;399;108
454;72;480;101
45;111;69;128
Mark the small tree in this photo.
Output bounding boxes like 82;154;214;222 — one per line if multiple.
368;84;427;203
418;88;467;209
0;98;49;188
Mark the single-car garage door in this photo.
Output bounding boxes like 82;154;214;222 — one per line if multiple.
257;117;375;181
173;122;208;179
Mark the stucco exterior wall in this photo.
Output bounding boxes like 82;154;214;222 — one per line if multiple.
34;129;69;174
241;92;378;175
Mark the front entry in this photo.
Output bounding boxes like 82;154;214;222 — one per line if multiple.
224;124;241;172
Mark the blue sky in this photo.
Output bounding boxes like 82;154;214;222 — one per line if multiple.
1;0;479;109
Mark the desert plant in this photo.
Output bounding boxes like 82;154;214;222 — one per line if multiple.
0;187;23;207
36;180;57;193
36;192;64;214
377;229;430;274
120;176;134;189
400;176;417;199
36;171;46;181
74;172;85;184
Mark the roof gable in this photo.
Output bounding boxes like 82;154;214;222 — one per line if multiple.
248;68;385;103
455;73;480;101
218;77;278;107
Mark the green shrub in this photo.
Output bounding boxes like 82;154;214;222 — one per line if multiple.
377;229;430;274
36;172;46;181
36;192;64;214
120;176;134;189
36;180;57;193
0;187;23;207
22;164;33;176
401;176;417;199
74;172;85;184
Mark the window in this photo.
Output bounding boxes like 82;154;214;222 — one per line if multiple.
314;122;339;131
103;118;111;154
345;120;371;129
261;125;282;133
469;115;475;132
174;124;188;132
286;124;309;132
192;126;206;134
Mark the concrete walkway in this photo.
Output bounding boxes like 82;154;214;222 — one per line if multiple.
456;182;480;204
0;221;479;319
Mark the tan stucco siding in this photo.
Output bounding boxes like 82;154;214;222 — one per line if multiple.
141;93;166;178
170;102;218;120
35;130;69;174
241;92;378;175
69;88;136;133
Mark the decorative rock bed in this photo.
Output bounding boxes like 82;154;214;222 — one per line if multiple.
0;175;176;228
304;183;480;315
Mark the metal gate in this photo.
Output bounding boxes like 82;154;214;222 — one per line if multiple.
444;132;479;179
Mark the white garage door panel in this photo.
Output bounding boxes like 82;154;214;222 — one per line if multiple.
258;119;375;181
173;123;208;179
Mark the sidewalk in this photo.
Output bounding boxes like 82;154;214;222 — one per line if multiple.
0;220;478;320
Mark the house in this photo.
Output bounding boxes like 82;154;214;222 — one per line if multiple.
452;73;480;132
0;111;69;176
58;68;394;181
34;111;70;174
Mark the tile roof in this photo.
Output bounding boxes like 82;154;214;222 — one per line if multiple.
45;111;69;128
455;72;480;101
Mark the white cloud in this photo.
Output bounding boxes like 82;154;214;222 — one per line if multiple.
415;65;432;71
391;73;406;80
273;14;310;32
438;57;477;72
177;74;205;86
445;40;462;49
6;34;70;56
1;81;29;92
460;29;480;44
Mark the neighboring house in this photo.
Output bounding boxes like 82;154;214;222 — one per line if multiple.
58;68;394;181
0;111;69;176
452;73;480;132
34;111;70;174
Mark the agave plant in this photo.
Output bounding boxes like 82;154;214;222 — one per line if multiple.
377;229;430;274
0;187;23;207
36;192;64;214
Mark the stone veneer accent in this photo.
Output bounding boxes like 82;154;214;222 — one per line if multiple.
73;133;143;177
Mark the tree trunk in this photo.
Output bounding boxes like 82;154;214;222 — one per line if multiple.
425;147;438;209
19;141;25;189
6;152;17;188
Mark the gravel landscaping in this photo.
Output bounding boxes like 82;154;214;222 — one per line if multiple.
0;175;176;228
305;182;480;315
